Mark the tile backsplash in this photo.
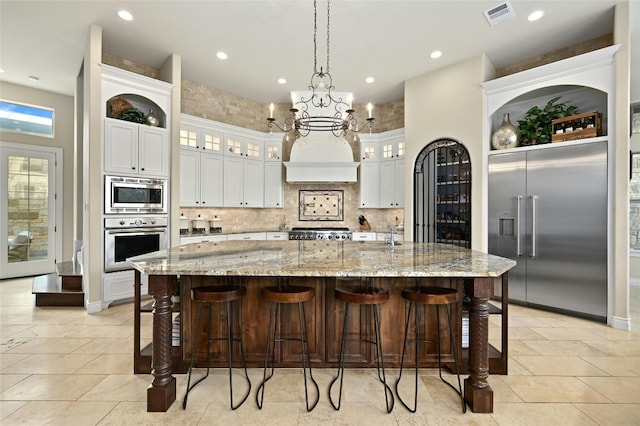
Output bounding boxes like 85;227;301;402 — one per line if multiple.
180;181;403;234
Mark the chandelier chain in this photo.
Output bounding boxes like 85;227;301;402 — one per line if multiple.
325;0;330;74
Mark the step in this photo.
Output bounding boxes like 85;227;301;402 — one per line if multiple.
57;260;82;292
32;273;84;307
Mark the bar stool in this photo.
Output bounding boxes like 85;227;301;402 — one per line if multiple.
328;282;394;413
256;283;320;411
183;285;251;410
395;286;466;413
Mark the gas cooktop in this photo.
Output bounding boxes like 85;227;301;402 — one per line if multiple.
289;227;351;240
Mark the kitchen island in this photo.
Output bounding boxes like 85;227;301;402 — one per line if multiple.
128;240;515;413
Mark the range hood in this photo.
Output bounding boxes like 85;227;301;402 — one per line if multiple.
284;134;359;183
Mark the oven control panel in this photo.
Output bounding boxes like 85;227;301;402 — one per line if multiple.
104;216;168;229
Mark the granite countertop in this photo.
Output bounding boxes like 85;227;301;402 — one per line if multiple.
128;240;516;278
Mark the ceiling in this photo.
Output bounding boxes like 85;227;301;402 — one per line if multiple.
0;1;637;105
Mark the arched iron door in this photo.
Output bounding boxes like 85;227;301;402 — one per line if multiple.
414;139;471;248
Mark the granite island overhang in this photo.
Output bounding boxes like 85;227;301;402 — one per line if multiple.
128;240;516;413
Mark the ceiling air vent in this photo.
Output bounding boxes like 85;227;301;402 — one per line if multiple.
484;1;516;26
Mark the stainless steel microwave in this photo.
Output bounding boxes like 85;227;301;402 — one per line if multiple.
104;175;167;214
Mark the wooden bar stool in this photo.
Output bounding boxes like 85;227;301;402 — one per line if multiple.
395;286;466;413
328;282;394;413
183;285;251;410
256;283;320;412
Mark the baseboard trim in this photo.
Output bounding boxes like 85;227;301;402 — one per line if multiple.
85;300;103;314
610;315;631;331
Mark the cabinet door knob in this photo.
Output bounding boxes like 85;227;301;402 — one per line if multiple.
132;167;136;170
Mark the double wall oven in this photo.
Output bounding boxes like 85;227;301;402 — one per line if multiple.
104;176;169;272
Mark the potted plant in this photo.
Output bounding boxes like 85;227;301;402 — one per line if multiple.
517;96;579;145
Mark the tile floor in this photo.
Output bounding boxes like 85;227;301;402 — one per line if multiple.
1;277;639;425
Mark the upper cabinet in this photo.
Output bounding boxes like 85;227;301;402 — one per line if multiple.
101;64;173;179
359;129;405;209
104;118;169;177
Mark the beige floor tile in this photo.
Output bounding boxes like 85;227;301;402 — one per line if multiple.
1;352;99;374
11;324;89;338
72;325;133;339
502;376;610;403
507;316;552;328
537;316;604;328
529;327;604;341
0;400;117;426
80;374;151;402
520;339;609;356
505;339;542;356
71;337;132;354
584;339;640;356
512;356;609;376
75;354;133;375
0;325;34;339
507;327;546;340
0;353;29;369
0;336;32;353
0;374;28;392
5;337;94;354
486;375;524;403
420;375;465;406
0;374;107;400
326;368;395;405
0;401;28;421
491;402;597;425
201;400;301;426
394;403;498;425
505;357;534;376
98;400;208;426
300;401;397;426
578;377;640;403
574;403;640;426
581;356;640;376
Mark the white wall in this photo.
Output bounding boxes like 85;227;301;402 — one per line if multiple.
0;81;75;262
404;55;494;250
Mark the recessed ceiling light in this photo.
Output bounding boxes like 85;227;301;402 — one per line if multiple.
278;78;287;84
527;10;544;22
365;77;375;84
28;75;40;81
216;51;228;60
430;50;442;59
117;10;133;21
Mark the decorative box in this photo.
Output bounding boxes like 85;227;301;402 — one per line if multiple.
551;111;602;143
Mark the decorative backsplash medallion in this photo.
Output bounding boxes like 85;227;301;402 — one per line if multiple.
299;190;344;221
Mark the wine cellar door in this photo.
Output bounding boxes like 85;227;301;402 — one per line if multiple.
414;139;471;248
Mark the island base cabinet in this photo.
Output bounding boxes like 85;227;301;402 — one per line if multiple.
179;276;325;367
177;276;473;370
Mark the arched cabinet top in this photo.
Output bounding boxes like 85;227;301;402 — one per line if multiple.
483;44;620;116
101;63;172;127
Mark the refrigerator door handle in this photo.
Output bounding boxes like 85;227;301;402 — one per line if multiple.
530;195;538;258
516;195;523;257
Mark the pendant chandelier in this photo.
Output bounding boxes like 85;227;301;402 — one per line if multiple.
267;0;374;138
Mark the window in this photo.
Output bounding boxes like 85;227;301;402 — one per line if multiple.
0;100;54;138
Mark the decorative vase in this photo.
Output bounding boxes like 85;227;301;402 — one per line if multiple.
491;113;520;150
145;109;159;127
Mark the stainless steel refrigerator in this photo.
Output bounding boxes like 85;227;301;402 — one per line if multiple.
488;141;607;320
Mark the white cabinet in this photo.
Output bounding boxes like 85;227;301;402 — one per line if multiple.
376;232;404;243
379;157;404;208
264;162;283;208
266;232;288;240
104;118;169;177
223;156;264;207
359;140;380;208
180;234;227;245
265;140;282;161
352;232;376;241
359;130;404;208
227;232;267;241
103;270;142;305
180;149;223;207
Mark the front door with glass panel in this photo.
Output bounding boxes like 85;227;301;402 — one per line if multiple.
0;143;59;279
